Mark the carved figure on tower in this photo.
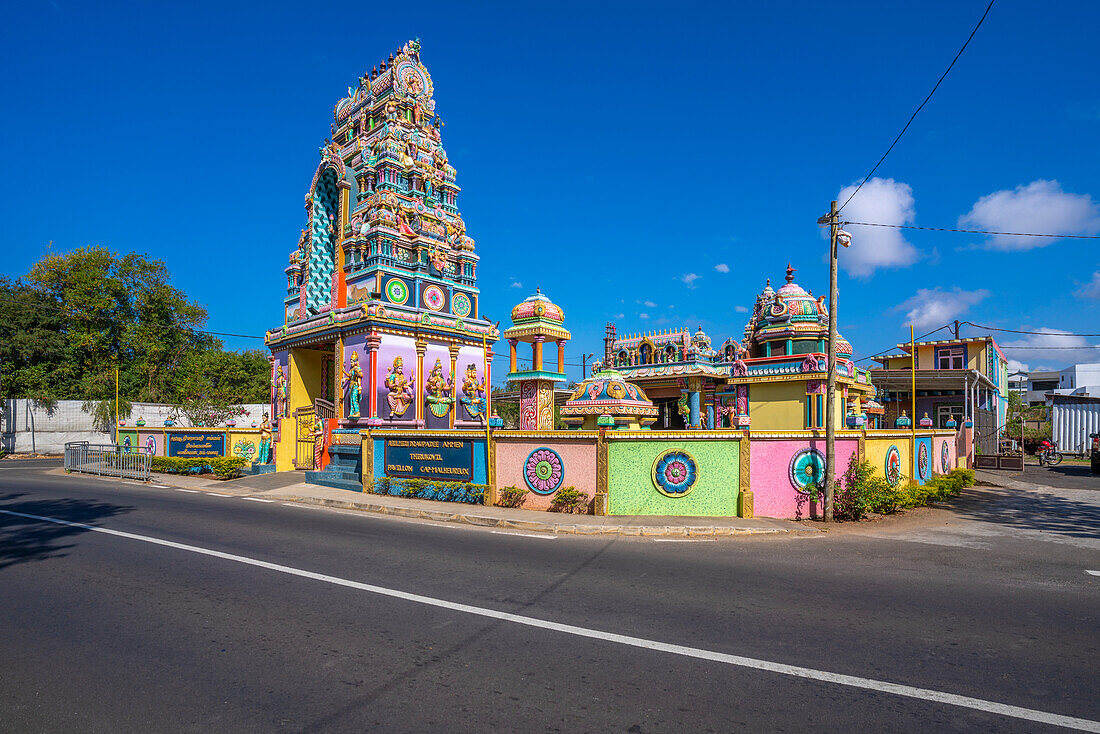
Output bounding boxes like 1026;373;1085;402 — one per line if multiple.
460;363;487;419
275;366;288;418
343;351;363;418
385;357;415;418
425;358;454;418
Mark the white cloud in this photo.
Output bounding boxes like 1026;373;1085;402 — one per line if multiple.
680;273;700;288
1077;271;1100;299
639;313;650;320
959;180;1100;251
509;280;523;289
715;263;730;273
1000;327;1100;369
895;287;991;330
1006;358;1030;375
834;177;919;278
613;313;624;319
643;300;657;308
734;305;749;313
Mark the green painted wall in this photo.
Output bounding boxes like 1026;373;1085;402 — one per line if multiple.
607;439;739;516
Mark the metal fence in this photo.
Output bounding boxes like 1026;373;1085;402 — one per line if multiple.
64;441;152;481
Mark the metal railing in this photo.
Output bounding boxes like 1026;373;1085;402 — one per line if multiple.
64;441;152;481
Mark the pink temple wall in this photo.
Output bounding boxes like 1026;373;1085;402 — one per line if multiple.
493;438;598;511
751;438;859;520
937;433;958;475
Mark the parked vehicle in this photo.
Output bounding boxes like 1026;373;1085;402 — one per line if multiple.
1038;440;1063;466
1091;433;1099;474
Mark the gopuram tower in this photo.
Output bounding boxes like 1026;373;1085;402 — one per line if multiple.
265;39;499;472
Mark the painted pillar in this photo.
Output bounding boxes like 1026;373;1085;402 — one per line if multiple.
557;340;565;373
448;343;460;429
689;378;701;429
533;336;545;372
484;346;493;419
366;332;380;419
706;404;715;430
335;337;345;420
415;340;426;425
508;339;518;373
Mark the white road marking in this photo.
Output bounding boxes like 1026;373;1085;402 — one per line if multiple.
490;530;556;540
653;538;715;543
281;502;320;509
151;485;170;489
207;493;232;497
1;508;1096;733
175;489;200;494
242;497;274;503
1086;570;1100;577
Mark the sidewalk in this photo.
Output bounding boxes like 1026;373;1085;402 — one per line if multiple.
75;468;817;537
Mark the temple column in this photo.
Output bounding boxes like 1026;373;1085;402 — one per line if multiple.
688;378;701;429
366;333;381;419
336;338;345;420
414;340;426;425
533;336;545;372
484;346;493;420
557;340;565;373
448;343;460;428
508;339;518;373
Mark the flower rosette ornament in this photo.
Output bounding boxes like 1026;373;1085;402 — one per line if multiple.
918;442;929;481
652;450;698;497
941;441;950;474
524;448;564;495
885;445;902;487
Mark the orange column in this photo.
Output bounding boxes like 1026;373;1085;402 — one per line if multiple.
533;337;544;372
415;340;426;425
508;339;517;373
557;340;565;373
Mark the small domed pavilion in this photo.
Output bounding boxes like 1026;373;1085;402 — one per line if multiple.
501;289;571;430
560;368;658;430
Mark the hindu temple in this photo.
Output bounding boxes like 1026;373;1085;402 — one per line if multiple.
264;39;498;471
601;265;877;431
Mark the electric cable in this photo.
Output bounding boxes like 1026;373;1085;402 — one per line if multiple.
839;221;1100;240
838;0;996;214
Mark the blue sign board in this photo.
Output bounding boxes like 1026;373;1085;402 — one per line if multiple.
383;438;474;480
168;431;226;458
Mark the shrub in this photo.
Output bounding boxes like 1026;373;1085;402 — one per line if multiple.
388;477;487;504
150;455;247;479
373;476;392;495
949;468;975;487
549;486;589;514
496;485;528;509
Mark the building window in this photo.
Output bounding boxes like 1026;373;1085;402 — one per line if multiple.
937;346;965;370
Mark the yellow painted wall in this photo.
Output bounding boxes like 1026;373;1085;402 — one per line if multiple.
864;433;913;484
748;382;804;430
275;347;324;472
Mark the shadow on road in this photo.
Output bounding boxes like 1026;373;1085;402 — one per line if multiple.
948;485;1100;539
0;492;133;571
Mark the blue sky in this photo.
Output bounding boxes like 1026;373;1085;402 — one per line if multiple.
2;0;1098;383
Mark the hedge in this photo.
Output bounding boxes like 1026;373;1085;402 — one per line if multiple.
151;456;248;479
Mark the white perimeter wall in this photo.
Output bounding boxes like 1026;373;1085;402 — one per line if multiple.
1;400;269;454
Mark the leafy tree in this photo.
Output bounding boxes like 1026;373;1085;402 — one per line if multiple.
0;277;76;403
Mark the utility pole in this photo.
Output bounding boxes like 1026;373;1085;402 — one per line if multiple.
954;319;960;340
581;353;594;378
822;200;840;522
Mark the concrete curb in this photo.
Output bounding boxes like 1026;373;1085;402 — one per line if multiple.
277;495;817;537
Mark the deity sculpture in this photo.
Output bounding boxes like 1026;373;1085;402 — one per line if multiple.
425;358;454;418
313;416;325;469
343;351;364;419
385;356;415;418
258;413;272;464
459;363;486;419
275;366;288;418
676;392;691;425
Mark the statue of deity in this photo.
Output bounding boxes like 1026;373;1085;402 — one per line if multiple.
275;366;288;418
459;363;486;419
343;351;363;419
385;356;415;418
425;358;454;418
258;413;272;464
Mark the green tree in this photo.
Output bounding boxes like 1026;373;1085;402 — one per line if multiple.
27;246;214;402
0;277;75;403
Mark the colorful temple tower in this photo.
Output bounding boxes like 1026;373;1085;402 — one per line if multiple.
265;40;498;471
502;290;570;430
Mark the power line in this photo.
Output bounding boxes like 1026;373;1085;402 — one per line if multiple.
961;322;1100;338
838;0;996;214
852;324;956;363
840;221;1100;240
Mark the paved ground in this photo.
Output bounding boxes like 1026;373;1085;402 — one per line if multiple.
1003;463;1100;490
1;461;1097;732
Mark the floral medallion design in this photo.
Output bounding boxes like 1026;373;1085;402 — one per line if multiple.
885;445;902;487
385;278;409;305
145;435;156;456
451;292;472;318
941;440;950;474
234;439;257;461
918;441;929;481
524;447;564;495
423;284;445;311
652;449;698;497
788;448;826;493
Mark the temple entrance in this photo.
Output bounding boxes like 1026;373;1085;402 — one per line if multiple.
294;398;335;469
280;343;338;470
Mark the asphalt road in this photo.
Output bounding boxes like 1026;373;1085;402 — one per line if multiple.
1;463;1097;733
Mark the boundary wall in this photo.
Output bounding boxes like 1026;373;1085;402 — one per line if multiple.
355;427;963;520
